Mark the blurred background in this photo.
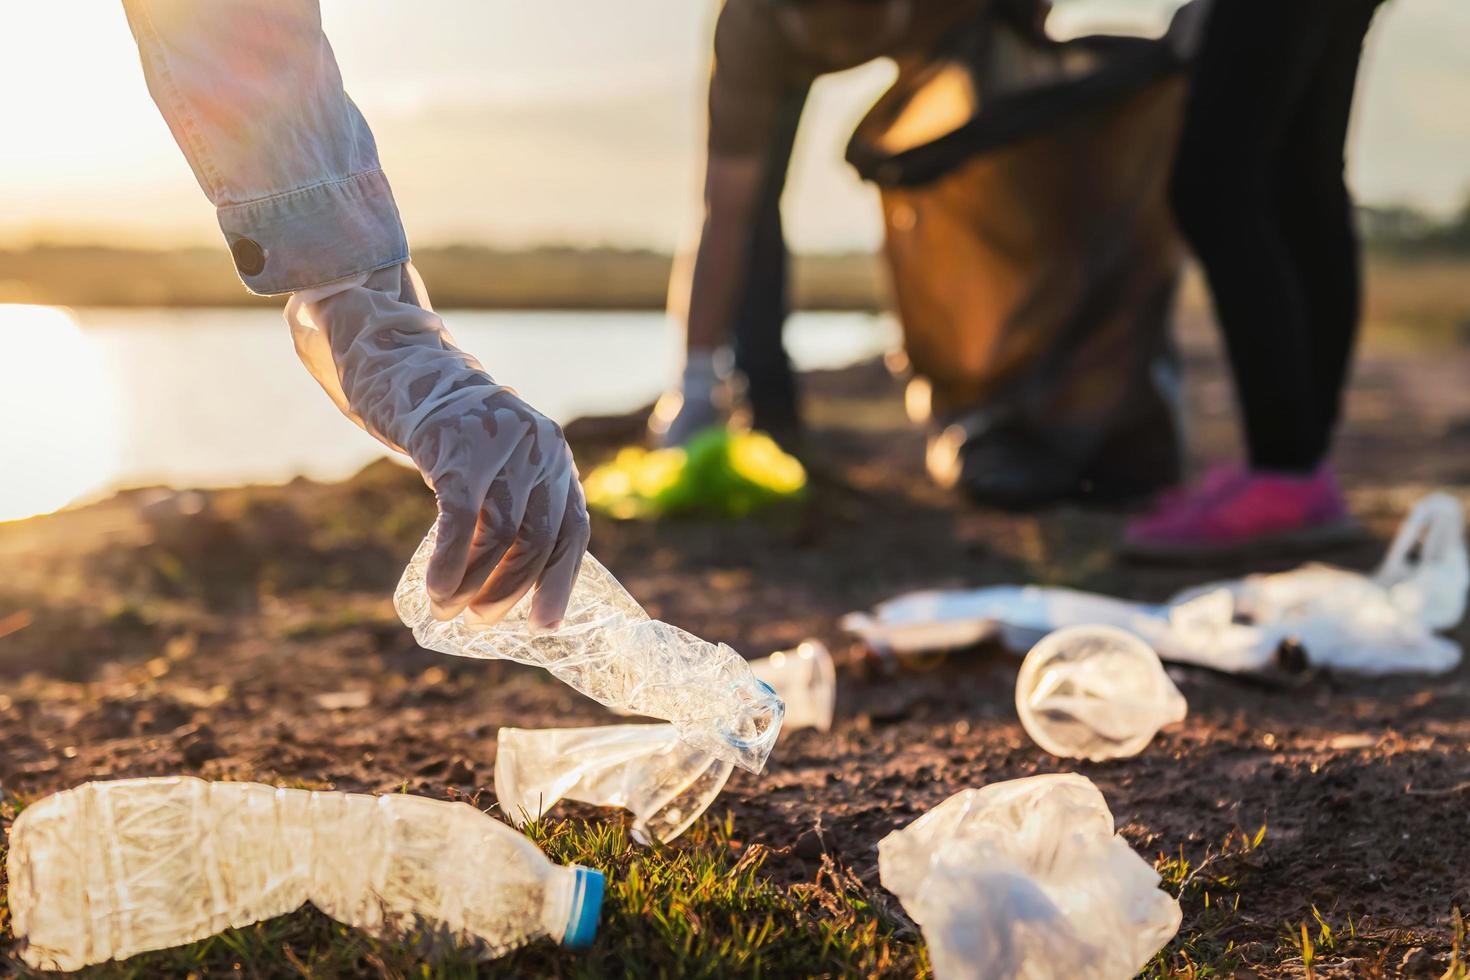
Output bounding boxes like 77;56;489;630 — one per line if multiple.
0;0;1467;522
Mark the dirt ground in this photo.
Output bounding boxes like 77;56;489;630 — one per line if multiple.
1;310;1468;977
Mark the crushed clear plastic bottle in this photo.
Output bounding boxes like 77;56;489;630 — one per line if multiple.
7;777;605;972
395;524;783;773
494;724;733;845
878;773;1181;980
1015;625;1187;761
749;640;836;733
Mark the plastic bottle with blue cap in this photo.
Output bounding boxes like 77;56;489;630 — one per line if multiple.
7;777;605;971
562;865;606;949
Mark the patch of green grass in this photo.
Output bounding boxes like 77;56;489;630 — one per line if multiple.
1;809;923;979
1275;905;1470;980
1141;823;1267;979
1278;905;1377;977
509;814;921;978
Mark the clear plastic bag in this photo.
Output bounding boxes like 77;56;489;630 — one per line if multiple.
749;641;836;733
1015;625;1187;761
1374;493;1469;629
843;494;1466;676
1177;493;1469;631
878;773;1181;980
7;777;604;972
494;724;733;845
1168;493;1467;675
841;584;1271;670
396;524;783;773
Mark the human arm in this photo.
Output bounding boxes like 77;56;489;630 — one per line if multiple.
650;2;804;446
287;265;587;628
649;154;767;445
124;0;588;626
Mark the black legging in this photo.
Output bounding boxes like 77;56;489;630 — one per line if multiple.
1171;0;1383;473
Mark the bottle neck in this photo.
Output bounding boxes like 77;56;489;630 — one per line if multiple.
541;865;576;942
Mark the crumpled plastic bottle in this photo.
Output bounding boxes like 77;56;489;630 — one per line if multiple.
396;524;783;773
7;777;605;972
494;724;733;845
748;640;836;733
1015;625;1187;761
878;773;1181;980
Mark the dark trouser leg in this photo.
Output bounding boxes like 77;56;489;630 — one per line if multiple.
732;86;807;438
1273;0;1382;464
1170;0;1342;472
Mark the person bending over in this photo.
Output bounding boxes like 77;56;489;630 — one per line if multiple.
651;0;1191;512
650;0;1007;448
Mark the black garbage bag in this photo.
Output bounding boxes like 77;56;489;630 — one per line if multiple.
848;9;1199;501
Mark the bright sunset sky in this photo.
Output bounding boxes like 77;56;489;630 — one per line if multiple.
1;0;1466;253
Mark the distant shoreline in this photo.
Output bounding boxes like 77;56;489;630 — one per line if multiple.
2;246;1464;331
0;244;888;313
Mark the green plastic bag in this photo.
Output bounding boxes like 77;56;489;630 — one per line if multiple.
584;428;806;520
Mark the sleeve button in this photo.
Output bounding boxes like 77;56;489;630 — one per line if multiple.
230;238;267;277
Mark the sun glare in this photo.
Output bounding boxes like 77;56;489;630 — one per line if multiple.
0;306;121;523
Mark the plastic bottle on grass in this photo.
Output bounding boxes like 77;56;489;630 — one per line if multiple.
495;724;733;845
1015;625;1186;761
396;523;783;774
749;640;836;732
7;777;604;972
878;773;1181;980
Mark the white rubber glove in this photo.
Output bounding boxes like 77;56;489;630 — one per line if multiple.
286;263;588;630
647;349;726;447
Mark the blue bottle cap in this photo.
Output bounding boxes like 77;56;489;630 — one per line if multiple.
562;865;604;949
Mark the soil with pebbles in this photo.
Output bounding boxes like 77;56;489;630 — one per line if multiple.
1;311;1467;976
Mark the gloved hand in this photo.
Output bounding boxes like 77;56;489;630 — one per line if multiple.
286;263;588;630
647;349;727;448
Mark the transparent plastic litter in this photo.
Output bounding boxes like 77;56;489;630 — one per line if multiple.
842;493;1466;676
1374;493;1469;629
1168;493;1467;675
748;640;836;732
396;524;783;773
842;584;1276;673
1015;625;1187;761
878;773;1182;980
1172;493;1467;631
7;777;605;972
494;724;733;845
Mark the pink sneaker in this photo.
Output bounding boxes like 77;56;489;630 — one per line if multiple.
1134;463;1247;532
1124;464;1361;560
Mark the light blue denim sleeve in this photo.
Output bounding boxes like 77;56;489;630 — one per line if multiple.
123;0;409;295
